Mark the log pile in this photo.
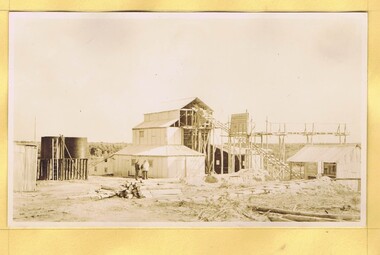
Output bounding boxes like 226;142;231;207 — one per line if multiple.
95;181;145;200
250;206;360;222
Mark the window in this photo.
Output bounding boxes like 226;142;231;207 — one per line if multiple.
323;163;337;178
139;131;144;138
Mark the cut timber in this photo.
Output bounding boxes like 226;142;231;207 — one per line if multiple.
267;215;293;222
100;185;121;192
237;209;259;221
97;182;144;199
252;206;360;221
96;193;117;200
281;214;338;222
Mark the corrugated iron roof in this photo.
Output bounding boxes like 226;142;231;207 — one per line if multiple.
287;144;360;163
133;118;178;129
145;97;213;114
114;145;205;157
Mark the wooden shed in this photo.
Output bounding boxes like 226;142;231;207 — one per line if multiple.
287;144;361;189
13;143;38;192
111;145;205;178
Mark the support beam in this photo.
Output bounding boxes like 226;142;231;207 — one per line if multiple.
221;139;224;175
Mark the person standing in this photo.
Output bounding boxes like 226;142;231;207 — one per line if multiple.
142;159;150;180
134;159;140;180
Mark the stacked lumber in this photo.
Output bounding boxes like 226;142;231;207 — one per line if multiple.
93;180;184;200
95;181;144;200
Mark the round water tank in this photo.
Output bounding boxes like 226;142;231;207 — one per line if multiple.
64;137;88;158
40;136;60;159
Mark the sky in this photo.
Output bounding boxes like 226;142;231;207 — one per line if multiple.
9;12;367;143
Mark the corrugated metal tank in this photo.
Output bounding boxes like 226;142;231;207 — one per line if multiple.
40;136;60;159
64;137;88;158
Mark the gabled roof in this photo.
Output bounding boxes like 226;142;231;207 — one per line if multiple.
133;118;178;129
145;97;213;114
114;145;205;157
287;144;360;163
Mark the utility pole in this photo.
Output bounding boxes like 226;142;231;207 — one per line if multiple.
34;116;37;142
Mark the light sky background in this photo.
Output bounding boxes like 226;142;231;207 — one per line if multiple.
10;12;367;143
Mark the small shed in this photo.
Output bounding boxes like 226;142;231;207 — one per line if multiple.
13;143;38;192
287;144;361;189
111;145;205;178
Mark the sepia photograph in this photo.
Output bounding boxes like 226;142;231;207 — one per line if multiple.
8;12;367;227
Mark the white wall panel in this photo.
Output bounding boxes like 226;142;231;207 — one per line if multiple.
14;145;38;192
185;156;205;177
166;127;182;145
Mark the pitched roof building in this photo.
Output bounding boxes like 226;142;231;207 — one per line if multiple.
110;97;209;178
287;144;361;189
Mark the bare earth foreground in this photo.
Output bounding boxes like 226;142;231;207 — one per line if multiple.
13;172;361;223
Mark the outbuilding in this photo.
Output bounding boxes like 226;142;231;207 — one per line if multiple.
109;97;210;179
13;142;38;192
111;145;205;178
287;144;361;190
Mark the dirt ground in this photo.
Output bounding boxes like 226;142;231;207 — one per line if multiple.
12;173;361;223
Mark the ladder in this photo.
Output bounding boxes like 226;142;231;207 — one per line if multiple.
249;143;301;180
51;137;59;180
195;107;301;180
195;108;229;132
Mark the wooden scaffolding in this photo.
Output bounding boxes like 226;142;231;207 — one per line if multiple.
194;109;350;180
